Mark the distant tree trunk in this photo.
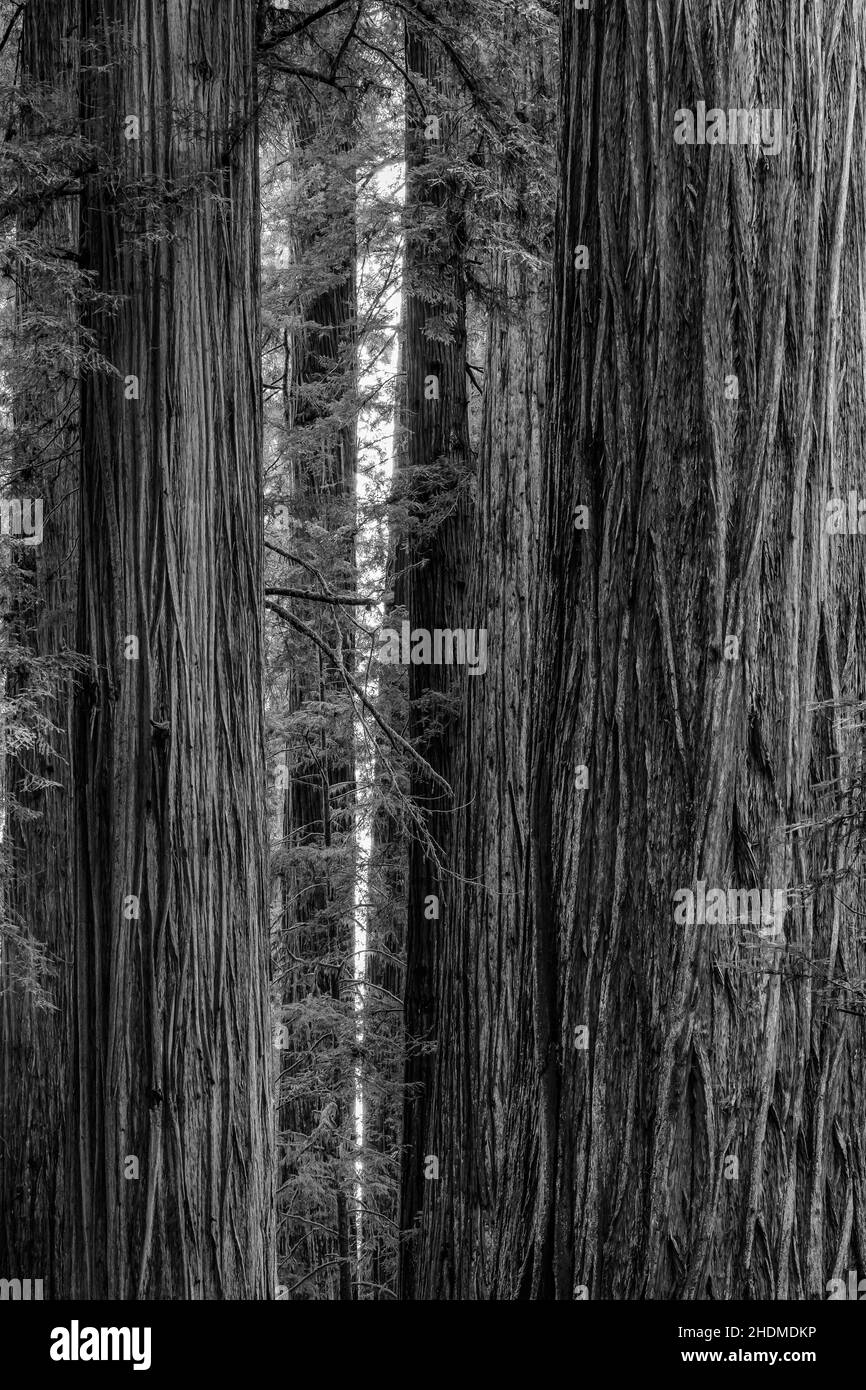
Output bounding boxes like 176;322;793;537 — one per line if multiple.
0;0;78;1298
409;6;556;1299
396;22;472;1300
363;783;405;1298
365;308;409;1294
527;0;866;1299
70;0;272;1299
365;324;407;1307
274;90;358;1302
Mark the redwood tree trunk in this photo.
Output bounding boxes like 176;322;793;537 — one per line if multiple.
0;0;78;1297
527;0;866;1299
396;22;472;1300
70;0;272;1299
411;7;556;1299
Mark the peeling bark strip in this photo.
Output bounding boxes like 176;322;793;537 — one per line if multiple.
527;0;866;1299
71;1;272;1298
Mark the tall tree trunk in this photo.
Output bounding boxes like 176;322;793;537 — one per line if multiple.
365;326;407;1306
0;0;78;1297
527;0;866;1299
396;22;472;1300
410;7;556;1299
362;788;404;1298
70;0;272;1299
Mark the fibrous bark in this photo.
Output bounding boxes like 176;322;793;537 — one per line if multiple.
410;4;556;1299
527;0;866;1300
396;20;473;1300
0;0;78;1297
70;0;272;1299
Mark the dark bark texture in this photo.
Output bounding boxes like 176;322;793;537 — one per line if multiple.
70;0;272;1299
410;9;556;1299
0;0;78;1297
396;24;473;1299
526;0;866;1299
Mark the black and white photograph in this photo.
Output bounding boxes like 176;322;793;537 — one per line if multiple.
0;0;863;1369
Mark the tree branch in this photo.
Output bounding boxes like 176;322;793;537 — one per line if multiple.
0;3;24;60
265;596;451;796
258;0;352;52
265;586;379;606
